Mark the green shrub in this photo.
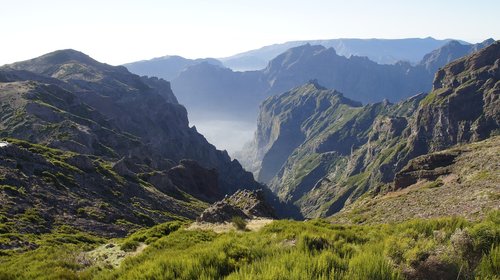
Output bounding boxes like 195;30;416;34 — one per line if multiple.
231;216;247;231
469;215;500;254
347;250;402;280
298;233;330;252
120;221;182;246
474;244;500;278
120;239;140;252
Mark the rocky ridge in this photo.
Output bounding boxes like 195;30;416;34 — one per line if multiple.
244;41;500;218
0;50;266;236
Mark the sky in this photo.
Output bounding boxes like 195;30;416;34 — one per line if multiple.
0;0;499;66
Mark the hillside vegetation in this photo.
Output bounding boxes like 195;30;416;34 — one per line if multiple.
333;136;500;224
0;212;499;279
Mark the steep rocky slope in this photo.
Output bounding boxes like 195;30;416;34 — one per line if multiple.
332;136;500;224
1;49;261;195
245;41;500;218
0;50;264;236
0;139;208;237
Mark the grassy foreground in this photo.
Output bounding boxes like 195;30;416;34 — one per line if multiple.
0;212;499;279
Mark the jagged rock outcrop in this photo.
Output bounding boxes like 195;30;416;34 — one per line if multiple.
197;189;276;223
393;152;458;189
244;41;500;218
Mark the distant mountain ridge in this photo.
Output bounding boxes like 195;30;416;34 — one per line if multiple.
418;38;495;73
220;37;467;71
123;55;223;81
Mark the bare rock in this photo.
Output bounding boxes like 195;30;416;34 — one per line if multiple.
196;189;276;223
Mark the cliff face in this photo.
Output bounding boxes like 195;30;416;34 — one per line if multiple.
0;50;264;235
246;41;500;218
333;136;500;224
410;41;500;154
262;44;431;104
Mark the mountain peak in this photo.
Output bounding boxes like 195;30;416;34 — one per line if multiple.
433;40;500;90
482;38;495;45
4;49;110;78
40;49;95;64
10;49;98;69
306;79;326;90
444;40;464;48
419;39;496;74
286;43;327;55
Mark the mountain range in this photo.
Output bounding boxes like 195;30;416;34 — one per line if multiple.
0;50;265;235
170;38;494;117
241;41;500;218
0;39;499;279
1;40;497;233
219;37;466;71
123;56;222;81
124;38;462;77
123;39;494;154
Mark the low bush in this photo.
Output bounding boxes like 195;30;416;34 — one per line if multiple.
231;216;247;231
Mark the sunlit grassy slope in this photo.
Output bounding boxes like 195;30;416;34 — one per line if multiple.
1;212;499;279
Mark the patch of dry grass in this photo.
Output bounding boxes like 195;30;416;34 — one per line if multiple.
187;218;274;233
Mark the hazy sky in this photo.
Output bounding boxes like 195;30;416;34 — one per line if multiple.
1;0;498;65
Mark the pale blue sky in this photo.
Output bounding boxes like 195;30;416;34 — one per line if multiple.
1;0;498;65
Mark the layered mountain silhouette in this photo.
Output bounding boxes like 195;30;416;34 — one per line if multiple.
172;40;493;123
123;55;222;81
242;41;500;218
0;50;265;235
122;39;494;154
219;37;463;71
